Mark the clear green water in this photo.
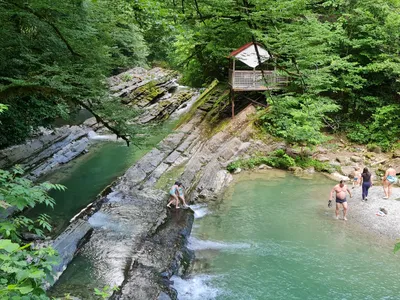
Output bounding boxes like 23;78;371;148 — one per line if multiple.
27;122;176;235
182;170;400;300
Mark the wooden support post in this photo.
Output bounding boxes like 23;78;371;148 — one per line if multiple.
231;89;235;118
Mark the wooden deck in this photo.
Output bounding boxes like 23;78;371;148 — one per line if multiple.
229;70;287;91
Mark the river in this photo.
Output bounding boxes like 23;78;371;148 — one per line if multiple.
27;122;176;236
174;170;400;299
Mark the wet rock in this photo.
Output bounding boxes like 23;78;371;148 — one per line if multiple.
0;125;91;181
51;219;93;274
158;292;172;300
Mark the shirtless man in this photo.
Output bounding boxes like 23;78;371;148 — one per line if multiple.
383;165;397;199
329;180;352;220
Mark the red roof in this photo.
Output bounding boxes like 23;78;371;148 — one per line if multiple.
228;42;264;58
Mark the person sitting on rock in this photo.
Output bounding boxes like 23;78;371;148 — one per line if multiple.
167;181;180;208
383;165;397;199
177;182;189;208
352;166;361;189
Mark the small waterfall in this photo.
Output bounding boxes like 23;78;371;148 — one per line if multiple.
87;130;121;142
171;275;221;300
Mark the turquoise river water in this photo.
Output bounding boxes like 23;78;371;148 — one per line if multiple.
27;122;176;235
174;170;400;300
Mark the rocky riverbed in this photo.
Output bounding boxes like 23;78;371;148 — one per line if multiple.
0;67;196;182
44;75;400;299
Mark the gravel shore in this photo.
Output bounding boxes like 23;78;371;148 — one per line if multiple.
340;184;400;240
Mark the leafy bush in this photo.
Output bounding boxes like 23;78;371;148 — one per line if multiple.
347;123;370;144
347;105;400;151
227;150;295;172
0;166;65;299
294;157;332;173
259;96;339;146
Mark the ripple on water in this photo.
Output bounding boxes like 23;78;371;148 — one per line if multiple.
188;236;251;251
172;275;221;300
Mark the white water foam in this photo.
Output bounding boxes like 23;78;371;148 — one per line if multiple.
188;236;251;251
170;91;200;119
88;130;121;142
189;204;210;219
171;275;221;300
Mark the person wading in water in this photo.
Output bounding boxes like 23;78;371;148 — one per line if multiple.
329;180;352;220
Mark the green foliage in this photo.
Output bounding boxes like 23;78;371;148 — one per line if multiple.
94;285;120;299
0;0;149;148
259;96;338;146
294;157;332;173
152;0;400;148
0;240;58;299
0;166;63;299
227;149;336;173
347;123;370;144
394;242;400;254
227;149;295;172
347;105;400;151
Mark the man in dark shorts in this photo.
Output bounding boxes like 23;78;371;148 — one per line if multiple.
329;180;352;220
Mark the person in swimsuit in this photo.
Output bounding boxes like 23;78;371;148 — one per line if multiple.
352;167;361;189
167;181;180;208
329;180;352;220
177;183;188;208
383;165;397;199
360;167;373;201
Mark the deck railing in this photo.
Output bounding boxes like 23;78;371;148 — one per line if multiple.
229;70;287;91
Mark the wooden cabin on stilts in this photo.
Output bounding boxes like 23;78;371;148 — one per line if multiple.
228;42;287;118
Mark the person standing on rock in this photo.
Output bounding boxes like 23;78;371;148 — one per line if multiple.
329;180;352;220
383;165;397;199
177;182;189;208
360;167;373;201
167;181;180;209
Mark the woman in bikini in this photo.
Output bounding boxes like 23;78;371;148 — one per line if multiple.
167;181;180;208
383;165;397;199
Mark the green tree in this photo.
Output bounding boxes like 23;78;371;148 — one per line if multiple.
0;166;65;299
0;0;149;148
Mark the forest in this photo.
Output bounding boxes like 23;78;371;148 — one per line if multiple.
0;0;399;150
0;0;399;297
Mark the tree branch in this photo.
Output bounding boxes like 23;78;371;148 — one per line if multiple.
0;84;131;146
2;0;82;57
